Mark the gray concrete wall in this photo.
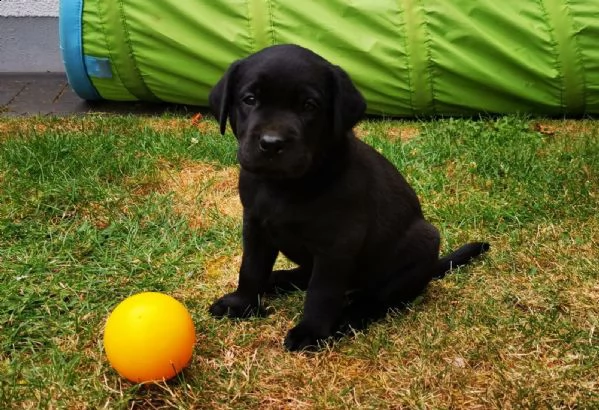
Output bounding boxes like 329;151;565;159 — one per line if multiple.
1;0;63;72
1;0;59;17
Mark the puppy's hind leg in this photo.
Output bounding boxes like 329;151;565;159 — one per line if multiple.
381;220;441;306
342;220;440;330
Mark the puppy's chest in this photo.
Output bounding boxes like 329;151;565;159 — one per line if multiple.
245;187;317;236
253;193;304;227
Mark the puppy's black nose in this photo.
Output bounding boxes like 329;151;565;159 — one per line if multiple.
259;134;286;154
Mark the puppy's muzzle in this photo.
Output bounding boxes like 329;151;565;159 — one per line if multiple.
259;133;287;155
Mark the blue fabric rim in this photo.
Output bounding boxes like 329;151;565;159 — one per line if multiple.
59;0;102;100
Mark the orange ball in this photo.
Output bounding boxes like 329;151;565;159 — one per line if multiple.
103;292;195;383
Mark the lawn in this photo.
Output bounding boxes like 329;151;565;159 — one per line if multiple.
0;115;597;409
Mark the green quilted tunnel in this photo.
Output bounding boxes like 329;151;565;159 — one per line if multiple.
59;0;599;117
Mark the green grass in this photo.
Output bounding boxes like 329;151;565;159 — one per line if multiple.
0;115;597;409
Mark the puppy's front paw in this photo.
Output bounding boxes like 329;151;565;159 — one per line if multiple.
283;322;329;352
209;292;264;318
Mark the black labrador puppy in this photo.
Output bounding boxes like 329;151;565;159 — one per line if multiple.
208;44;489;351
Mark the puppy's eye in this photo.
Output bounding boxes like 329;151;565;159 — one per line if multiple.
242;95;257;106
303;99;318;112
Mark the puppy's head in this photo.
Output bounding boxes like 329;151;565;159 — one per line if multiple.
209;44;366;179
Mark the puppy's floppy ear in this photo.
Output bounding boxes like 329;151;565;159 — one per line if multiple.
209;61;240;135
331;65;366;136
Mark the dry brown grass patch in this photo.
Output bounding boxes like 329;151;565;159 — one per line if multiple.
354;122;421;142
78;202;112;229
532;119;595;137
0;117;102;137
385;125;421;142
192;253;242;299
143;116;213;133
142;115;220;135
160;163;241;230
0;114;220;140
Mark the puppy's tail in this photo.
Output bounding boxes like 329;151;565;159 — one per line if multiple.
434;242;490;279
